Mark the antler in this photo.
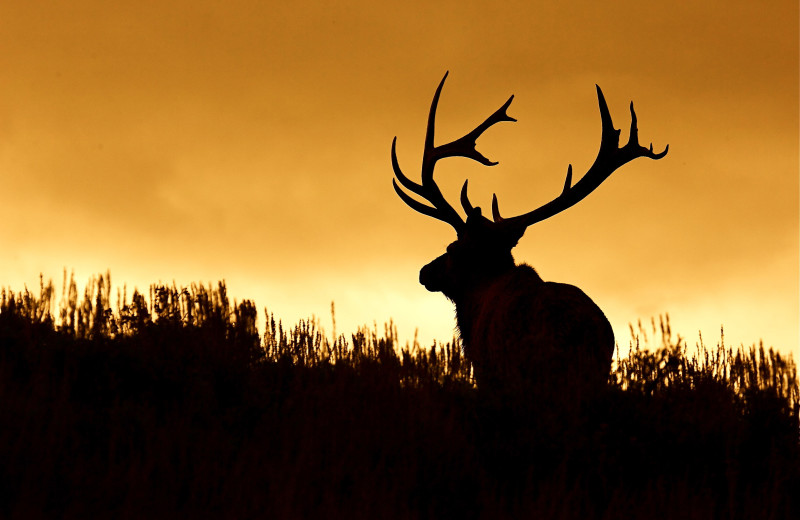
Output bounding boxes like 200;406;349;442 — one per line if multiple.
391;71;516;231
492;86;668;228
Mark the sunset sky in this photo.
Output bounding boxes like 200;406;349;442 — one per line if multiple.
1;1;797;361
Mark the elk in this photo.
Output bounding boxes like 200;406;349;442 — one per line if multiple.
391;73;667;396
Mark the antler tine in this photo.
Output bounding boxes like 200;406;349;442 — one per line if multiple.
429;93;516;171
496;86;667;229
391;137;426;198
392;134;464;230
392;71;516;232
491;194;503;221
627;101;669;160
460;180;474;215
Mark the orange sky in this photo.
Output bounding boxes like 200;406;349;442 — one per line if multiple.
1;1;797;361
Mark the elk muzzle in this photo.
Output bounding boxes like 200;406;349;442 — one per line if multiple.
419;254;448;293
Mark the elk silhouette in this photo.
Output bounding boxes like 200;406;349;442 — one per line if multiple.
391;72;667;395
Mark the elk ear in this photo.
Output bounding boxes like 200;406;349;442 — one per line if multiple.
500;221;527;249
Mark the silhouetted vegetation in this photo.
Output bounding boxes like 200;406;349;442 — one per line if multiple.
1;274;797;519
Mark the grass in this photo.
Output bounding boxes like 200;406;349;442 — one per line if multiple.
1;273;797;519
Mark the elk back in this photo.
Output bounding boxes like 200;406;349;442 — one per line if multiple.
460;265;615;398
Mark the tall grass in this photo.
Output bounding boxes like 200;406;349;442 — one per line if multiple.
0;274;797;519
618;316;798;412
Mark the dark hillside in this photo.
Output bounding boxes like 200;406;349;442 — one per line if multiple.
1;275;797;519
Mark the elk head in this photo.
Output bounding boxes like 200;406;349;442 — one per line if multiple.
391;72;668;304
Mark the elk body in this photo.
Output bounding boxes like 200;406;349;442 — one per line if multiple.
391;73;667;395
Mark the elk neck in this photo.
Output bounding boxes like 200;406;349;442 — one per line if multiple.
452;262;544;347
